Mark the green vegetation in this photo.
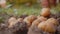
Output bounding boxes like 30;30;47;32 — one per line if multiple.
0;4;60;23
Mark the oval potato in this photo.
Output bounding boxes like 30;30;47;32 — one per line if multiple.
38;21;56;33
40;8;50;17
23;15;37;27
46;18;59;26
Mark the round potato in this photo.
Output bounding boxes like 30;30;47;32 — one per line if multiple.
8;17;17;28
32;16;47;26
37;16;47;21
46;18;59;26
17;18;23;22
23;15;37;27
38;21;46;31
38;21;56;33
37;15;41;18
40;8;51;17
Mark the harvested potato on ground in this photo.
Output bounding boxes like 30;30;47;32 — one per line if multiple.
8;17;17;28
38;21;56;33
28;25;43;34
28;26;42;34
45;23;56;33
40;8;50;17
37;16;47;21
23;15;37;27
28;21;51;34
27;21;43;34
8;17;17;23
24;15;37;23
32;16;47;26
37;15;41;18
32;19;41;26
38;21;46;31
46;18;59;26
17;18;23;22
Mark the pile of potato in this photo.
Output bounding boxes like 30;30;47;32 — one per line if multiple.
27;8;60;34
0;8;60;34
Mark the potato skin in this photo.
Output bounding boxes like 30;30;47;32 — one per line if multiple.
37;16;47;21
45;23;56;33
17;18;23;22
32;16;47;26
28;21;43;34
8;17;17;28
37;15;41;18
38;21;56;33
23;15;37;27
46;18;59;26
27;16;47;34
8;17;17;23
24;15;37;23
38;21;46;31
40;8;50;17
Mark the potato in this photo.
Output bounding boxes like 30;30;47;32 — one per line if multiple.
46;18;59;26
23;15;37;27
32;19;41;26
32;16;47;26
37;15;41;18
17;18;23;22
24;15;37;23
8;17;17;28
45;23;56;33
37;16;47;21
38;21;56;33
8;17;17;23
40;8;50;17
38;21;46;31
